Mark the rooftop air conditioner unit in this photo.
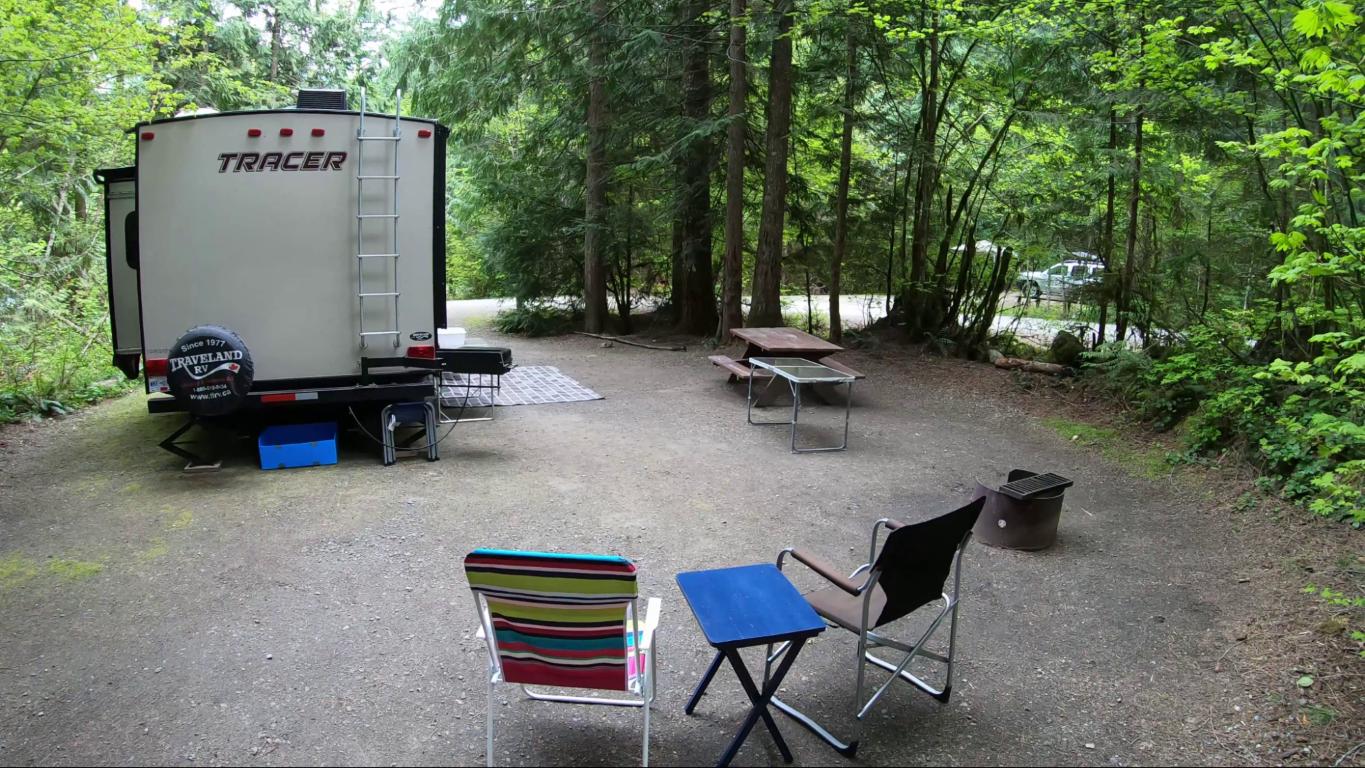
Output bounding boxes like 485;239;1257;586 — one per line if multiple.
296;88;348;110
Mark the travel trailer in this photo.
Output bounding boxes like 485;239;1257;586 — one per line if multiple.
96;89;510;462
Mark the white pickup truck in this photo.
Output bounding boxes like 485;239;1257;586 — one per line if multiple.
1016;255;1104;301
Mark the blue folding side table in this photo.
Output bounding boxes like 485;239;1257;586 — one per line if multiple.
677;564;826;767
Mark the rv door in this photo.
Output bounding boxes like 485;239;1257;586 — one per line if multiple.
96;167;142;378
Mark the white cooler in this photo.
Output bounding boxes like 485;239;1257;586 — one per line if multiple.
438;327;467;348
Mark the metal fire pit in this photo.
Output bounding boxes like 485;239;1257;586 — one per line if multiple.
972;469;1072;551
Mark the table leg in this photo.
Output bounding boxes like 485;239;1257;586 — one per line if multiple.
685;650;726;715
841;380;853;449
790;379;854;453
746;371;753;422
713;638;807;767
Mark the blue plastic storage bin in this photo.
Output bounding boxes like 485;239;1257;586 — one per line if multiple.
258;422;338;470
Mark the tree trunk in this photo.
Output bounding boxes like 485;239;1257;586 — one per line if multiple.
748;0;796;328
718;0;748;339
1200;205;1213;319
269;6;282;83
670;215;684;316
906;8;940;333
830;21;856;344
1096;102;1117;347
620;188;634;333
897;139;913;283
931;101;1023;330
946;226;976;325
583;0;610;333
884;151;899;310
804;266;814;333
676;0;717;335
969;246;1012;353
1115;103;1142;347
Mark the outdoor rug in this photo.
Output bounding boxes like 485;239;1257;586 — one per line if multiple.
440;366;603;408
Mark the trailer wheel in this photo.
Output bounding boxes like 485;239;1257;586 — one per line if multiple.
166;325;255;417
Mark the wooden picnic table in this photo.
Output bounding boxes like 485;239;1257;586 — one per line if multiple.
710;327;864;382
731;327;843;361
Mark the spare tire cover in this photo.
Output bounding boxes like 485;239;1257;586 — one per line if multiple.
166;325;254;416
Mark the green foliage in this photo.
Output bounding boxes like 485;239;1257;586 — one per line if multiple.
0;217;137;421
491;303;580;337
46;558;104;580
1303;584;1365;658
990;331;1046;360
147;0;392;113
1068;0;1365;526
1082;339;1233;443
447;236;502;301
1041;415;1172;480
1081;314;1363;524
0;0;157;420
393;0;693;312
781;307;829;337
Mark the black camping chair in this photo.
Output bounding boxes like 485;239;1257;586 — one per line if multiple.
767;497;986;757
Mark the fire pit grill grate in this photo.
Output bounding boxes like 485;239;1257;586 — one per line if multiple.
998;472;1073;501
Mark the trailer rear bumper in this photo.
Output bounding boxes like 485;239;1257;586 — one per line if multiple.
147;378;436;414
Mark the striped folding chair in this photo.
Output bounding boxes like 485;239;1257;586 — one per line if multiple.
465;549;661;767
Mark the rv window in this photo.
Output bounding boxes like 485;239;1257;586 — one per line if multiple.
124;211;138;270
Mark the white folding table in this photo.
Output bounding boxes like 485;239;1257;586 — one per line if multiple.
746;357;855;453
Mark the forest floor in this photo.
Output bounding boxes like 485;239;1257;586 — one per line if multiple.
0;305;1359;767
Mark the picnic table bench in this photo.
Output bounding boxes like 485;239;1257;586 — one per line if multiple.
710;327;865;382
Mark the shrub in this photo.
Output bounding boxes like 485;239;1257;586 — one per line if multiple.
782;308;829;337
0;258;134;422
1079;316;1364;526
491;303;579;337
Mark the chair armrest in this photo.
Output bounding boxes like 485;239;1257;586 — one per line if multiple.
866;517;909;566
785;548;863;596
639;597;661;651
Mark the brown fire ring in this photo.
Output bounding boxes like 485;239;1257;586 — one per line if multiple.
972;469;1066;551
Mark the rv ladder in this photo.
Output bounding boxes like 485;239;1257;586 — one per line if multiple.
355;87;403;349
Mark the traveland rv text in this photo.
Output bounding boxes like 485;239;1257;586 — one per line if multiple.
216;151;347;173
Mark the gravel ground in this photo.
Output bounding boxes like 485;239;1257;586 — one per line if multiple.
0;319;1324;767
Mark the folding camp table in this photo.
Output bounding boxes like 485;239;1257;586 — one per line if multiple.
678;564;826;767
746;357;856;453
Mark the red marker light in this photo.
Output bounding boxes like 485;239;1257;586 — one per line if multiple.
406;345;436;360
140;131;155;141
279;128;294;137
311;128;325;137
247;128;262;137
417;129;432;139
144;358;168;376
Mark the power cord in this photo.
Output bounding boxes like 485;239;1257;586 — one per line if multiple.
345;363;508;455
345;373;475;454
347;405;460;454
